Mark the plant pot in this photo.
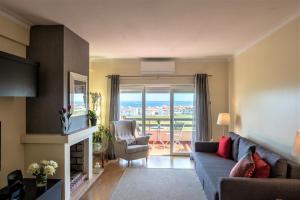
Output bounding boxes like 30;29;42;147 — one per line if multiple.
90;118;97;126
36;174;47;187
93;143;102;152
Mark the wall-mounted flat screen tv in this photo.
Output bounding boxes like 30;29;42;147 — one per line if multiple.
0;51;38;97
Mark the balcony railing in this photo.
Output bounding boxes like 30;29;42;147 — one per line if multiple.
122;117;193;142
123;117;193;129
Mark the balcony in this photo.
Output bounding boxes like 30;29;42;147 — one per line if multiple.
124;117;193;155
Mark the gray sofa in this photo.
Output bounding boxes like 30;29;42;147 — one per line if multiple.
192;132;300;200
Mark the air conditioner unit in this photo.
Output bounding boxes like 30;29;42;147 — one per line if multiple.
140;60;175;74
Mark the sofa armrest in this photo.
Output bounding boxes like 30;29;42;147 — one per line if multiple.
135;136;150;145
219;177;300;200
194;142;219;153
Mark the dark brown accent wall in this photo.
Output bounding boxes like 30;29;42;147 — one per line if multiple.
63;27;89;132
26;25;89;134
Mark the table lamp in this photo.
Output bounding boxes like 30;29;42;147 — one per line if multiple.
292;130;300;158
217;113;230;135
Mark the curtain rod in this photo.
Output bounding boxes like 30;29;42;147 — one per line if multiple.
106;74;213;78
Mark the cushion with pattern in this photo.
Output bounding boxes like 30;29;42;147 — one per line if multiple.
230;152;255;177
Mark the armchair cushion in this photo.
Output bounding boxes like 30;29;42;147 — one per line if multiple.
126;145;149;154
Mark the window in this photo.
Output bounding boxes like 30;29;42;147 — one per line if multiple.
119;85;194;155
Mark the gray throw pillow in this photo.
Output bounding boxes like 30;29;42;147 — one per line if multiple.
229;132;240;161
237;138;256;161
256;145;287;178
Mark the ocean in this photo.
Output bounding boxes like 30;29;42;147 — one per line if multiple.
120;101;193;107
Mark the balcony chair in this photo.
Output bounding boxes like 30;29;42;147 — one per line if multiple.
111;120;150;166
174;122;185;145
165;122;185;147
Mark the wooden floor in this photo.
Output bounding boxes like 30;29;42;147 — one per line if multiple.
80;156;194;200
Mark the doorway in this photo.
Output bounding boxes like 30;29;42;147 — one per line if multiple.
120;85;194;156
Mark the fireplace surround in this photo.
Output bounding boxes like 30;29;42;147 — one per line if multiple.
21;126;96;200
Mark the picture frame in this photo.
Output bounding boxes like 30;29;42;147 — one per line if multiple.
69;72;88;117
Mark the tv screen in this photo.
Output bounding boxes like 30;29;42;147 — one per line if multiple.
0;51;38;97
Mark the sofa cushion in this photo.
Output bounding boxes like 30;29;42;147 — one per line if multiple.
252;152;270;178
229;152;255;177
126;145;148;154
217;136;232;159
238;138;256;161
193;152;236;199
256;145;287;178
229;132;240;161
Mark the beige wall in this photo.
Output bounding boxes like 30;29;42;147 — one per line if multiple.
90;58;229;140
0;13;29;187
229;16;300;162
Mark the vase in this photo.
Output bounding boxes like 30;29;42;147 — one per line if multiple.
93;142;102;152
36;174;47;187
90;118;97;126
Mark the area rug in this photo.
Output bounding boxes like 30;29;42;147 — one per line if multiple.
110;168;207;200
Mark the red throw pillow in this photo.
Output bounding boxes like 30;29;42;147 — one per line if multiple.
229;152;255;177
252;152;270;178
217;136;232;159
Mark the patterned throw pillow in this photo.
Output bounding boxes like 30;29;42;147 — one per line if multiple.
229;152;255;177
116;132;136;145
122;134;136;145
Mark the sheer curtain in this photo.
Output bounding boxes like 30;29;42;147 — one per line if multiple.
194;74;212;144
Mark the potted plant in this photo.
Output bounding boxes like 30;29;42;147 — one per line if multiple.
88;110;97;126
27;160;58;187
93;125;111;151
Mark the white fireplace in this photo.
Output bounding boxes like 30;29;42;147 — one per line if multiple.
21;126;97;200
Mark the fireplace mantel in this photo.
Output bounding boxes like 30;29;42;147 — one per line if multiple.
21;126;97;200
21;126;97;145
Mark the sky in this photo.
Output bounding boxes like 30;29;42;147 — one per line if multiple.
120;93;194;102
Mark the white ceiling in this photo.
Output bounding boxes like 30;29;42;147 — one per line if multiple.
1;0;300;58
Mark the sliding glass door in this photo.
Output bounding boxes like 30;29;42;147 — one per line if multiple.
145;88;170;155
171;91;194;154
120;85;194;155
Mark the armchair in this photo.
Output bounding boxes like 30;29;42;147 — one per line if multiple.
111;120;149;166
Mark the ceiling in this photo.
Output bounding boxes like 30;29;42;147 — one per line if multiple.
1;0;300;58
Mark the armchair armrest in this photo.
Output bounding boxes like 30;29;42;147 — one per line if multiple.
114;139;127;157
135;136;150;145
194;141;219;153
219;177;300;200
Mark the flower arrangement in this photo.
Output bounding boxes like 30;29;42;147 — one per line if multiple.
27;160;58;187
90;92;101;112
59;105;72;133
